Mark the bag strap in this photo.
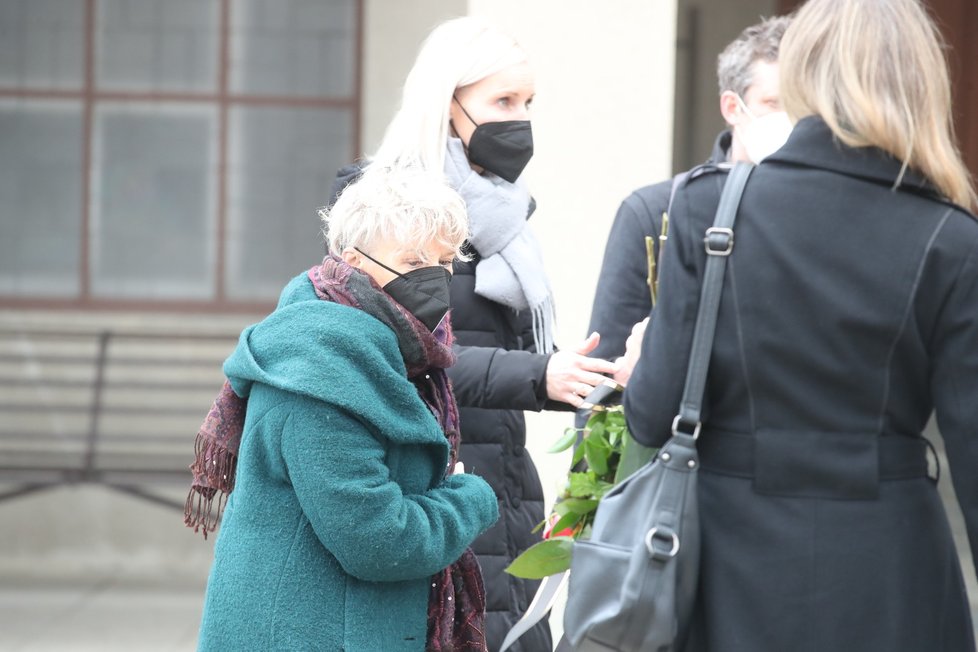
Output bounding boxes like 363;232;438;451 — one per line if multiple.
672;161;754;437
667;169;691;220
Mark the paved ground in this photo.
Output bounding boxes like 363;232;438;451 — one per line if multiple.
0;483;212;652
0;574;205;652
0;415;974;651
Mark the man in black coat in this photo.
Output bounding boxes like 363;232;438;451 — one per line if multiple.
588;16;790;370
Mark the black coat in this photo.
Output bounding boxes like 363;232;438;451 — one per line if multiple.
450;242;555;652
624;116;978;651
587;132;731;360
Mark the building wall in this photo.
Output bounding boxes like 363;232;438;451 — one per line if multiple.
673;0;778;171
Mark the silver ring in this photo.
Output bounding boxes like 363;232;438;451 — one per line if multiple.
644;527;680;558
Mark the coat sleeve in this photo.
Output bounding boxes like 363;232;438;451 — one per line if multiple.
930;236;978;582
587;184;669;361
448;344;550;411
280;394;499;583
622;180;703;447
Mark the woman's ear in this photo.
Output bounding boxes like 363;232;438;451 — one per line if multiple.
340;247;362;269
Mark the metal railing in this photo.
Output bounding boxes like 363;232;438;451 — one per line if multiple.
0;327;237;509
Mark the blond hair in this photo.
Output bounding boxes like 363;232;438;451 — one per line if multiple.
779;0;976;210
371;17;527;173
321;166;469;260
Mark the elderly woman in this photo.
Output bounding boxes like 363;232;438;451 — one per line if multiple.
328;18;618;650
190;167;499;651
623;0;978;650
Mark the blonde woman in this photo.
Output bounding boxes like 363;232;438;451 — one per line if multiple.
193;168;498;651
329;17;617;651
622;0;978;649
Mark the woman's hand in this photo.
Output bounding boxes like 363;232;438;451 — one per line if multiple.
613;317;649;386
545;332;619;408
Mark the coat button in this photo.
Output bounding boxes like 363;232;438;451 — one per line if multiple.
511;496;522;508
513;445;525;457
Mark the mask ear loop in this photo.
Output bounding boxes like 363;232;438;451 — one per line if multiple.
451;95;480;127
734;94;756;122
354;247;403;278
449;96;477;159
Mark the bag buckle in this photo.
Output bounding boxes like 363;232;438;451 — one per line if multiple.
704;227;734;256
645;526;680;561
671;415;701;439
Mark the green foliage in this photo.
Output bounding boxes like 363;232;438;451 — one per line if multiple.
504;538;574;579
505;405;657;579
566;472;613;499
548;427;579;454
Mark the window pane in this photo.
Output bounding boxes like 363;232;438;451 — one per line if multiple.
230;0;355;97
0;102;83;297
226;106;352;300
91;105;216;299
97;0;219;92
0;0;85;89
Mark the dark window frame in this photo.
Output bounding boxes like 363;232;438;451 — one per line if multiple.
0;0;362;314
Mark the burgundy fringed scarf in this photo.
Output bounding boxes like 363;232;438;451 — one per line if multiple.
184;256;487;651
183;378;243;535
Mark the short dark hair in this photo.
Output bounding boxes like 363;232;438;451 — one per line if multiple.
716;16;792;98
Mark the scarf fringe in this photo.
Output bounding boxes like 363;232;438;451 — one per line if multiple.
531;299;555;355
184;431;237;539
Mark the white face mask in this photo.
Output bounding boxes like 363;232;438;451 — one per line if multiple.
735;95;793;163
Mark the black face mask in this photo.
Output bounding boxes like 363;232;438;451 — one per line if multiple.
453;97;533;183
355;249;453;331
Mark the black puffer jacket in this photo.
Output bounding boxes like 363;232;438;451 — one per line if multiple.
329;165;555;652
450;241;554;652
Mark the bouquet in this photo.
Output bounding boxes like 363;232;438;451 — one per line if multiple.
506;214;668;580
505;401;655;579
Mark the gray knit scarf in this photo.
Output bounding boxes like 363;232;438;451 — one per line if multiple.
443;137;555;353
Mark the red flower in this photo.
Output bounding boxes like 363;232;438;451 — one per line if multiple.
542;513;575;539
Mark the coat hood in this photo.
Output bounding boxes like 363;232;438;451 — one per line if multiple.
224;274;448;450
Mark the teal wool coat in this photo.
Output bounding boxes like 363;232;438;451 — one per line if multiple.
197;274;499;651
